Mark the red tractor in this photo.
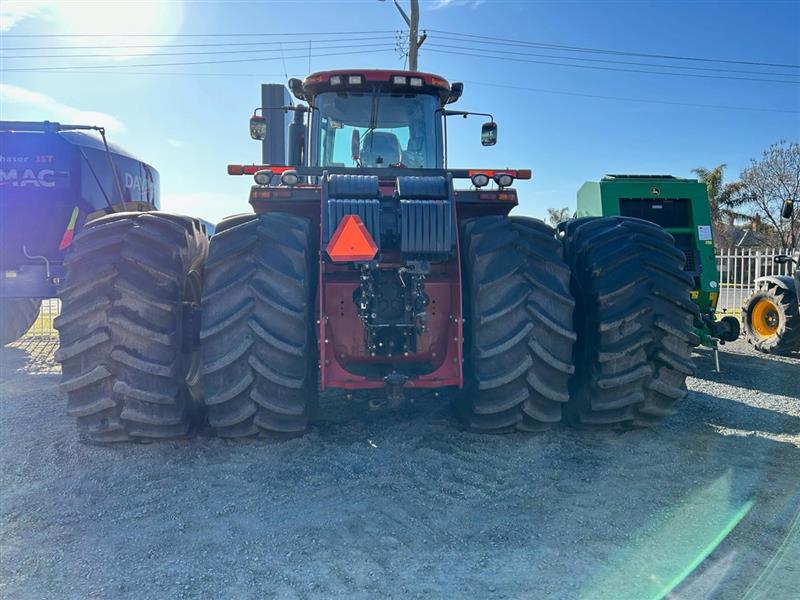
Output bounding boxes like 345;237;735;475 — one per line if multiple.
56;70;698;442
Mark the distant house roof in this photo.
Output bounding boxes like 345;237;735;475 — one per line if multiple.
718;223;771;247
735;228;771;247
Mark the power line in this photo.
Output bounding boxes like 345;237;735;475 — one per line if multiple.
6;67;793;114
430;29;800;70
0;35;402;53
428;37;800;78
425;47;800;85
6;26;793;70
6;35;794;84
0;70;286;77
0;38;394;60
1;30;399;38
0;47;397;72
464;81;800;114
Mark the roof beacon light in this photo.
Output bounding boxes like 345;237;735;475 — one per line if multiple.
471;173;490;188
330;75;343;85
253;169;272;186
494;173;514;188
392;75;408;85
347;75;363;85
280;170;300;187
409;76;423;87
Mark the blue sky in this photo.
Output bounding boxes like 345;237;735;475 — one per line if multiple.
1;0;798;223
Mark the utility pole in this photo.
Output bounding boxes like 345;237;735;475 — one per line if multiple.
408;0;421;71
384;0;426;70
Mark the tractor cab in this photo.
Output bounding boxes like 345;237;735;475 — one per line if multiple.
247;70;497;172
300;70;457;170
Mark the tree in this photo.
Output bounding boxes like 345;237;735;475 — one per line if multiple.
691;164;748;246
739;140;800;249
546;207;571;228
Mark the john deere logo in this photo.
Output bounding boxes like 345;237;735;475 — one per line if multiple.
650;187;660;196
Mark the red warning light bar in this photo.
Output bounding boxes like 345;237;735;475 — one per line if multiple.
326;215;378;262
227;164;294;176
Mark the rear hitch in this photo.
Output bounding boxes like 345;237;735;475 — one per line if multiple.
354;261;430;357
369;370;409;410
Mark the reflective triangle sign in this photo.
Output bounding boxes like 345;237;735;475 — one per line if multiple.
326;215;378;262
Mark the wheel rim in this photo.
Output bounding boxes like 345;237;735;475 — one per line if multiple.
751;297;780;338
183;269;203;393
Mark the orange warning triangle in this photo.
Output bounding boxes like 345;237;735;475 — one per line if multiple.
326;215;378;262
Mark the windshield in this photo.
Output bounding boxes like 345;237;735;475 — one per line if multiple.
313;90;442;169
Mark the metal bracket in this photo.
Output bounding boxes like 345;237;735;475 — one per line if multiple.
384;370;408;408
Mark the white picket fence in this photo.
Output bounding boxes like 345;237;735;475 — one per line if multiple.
20;298;61;339
716;247;798;318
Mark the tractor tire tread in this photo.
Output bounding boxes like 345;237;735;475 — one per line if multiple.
563;216;697;427
458;215;575;432
200;212;317;438
56;212;209;442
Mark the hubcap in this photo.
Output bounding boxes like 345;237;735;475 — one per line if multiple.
751;297;780;338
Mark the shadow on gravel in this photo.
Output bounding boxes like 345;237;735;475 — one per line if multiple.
693;346;800;398
1;350;799;598
0;346;30;380
1;338;60;379
688;390;800;437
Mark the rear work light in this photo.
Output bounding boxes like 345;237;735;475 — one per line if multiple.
330;75;343;85
392;75;408;85
494;173;514;188
409;77;423;87
253;170;272;185
280;170;300;187
347;75;363;85
471;173;490;188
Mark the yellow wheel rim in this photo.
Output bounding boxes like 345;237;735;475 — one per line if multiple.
751;298;780;337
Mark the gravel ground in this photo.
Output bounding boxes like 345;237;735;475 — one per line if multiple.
1;338;798;599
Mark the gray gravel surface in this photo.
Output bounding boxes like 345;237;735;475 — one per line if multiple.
1;338;798;599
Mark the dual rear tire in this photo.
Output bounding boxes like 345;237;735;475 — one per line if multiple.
458;215;698;431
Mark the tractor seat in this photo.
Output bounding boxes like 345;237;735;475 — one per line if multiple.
361;131;401;167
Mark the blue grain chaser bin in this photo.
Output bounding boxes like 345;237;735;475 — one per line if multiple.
0;121;160;344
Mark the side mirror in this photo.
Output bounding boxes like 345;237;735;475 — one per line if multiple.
249;115;266;140
351;129;361;163
781;199;794;219
481;122;497;146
